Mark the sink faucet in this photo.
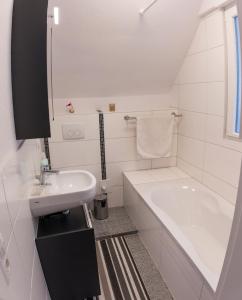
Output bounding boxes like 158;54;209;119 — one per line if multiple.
38;165;59;186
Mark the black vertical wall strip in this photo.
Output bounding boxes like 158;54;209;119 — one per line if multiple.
44;138;51;169
98;111;107;180
11;0;50;139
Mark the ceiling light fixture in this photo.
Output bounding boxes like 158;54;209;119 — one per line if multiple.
53;7;59;25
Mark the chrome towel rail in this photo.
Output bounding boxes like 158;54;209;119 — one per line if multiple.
124;112;182;121
124;115;137;121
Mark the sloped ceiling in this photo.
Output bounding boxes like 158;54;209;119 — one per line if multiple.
49;0;203;98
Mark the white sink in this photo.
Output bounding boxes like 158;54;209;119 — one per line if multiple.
29;170;96;217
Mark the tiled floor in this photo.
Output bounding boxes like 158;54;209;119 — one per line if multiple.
92;207;173;300
125;234;173;300
92;207;137;239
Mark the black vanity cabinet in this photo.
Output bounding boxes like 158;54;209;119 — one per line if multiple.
11;0;50;139
36;207;100;300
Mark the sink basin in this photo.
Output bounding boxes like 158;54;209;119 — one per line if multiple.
29;170;96;217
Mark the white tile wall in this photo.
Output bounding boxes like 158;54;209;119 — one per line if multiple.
0;141;49;300
30;250;48;300
179;83;207;113
52;94;174;115
176;9;242;205
3;2;236;299
106;160;151;187
178;111;206;140
188;21;207;55
49;140;101;168
0;179;12;244
207;82;225;116
204;144;241;188
178;136;205;169
0;1;49;298
6;233;30;300
207;46;225;82
49;95;178;207
206;10;224;49
179;52;208;83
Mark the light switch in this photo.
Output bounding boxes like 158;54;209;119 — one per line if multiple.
62;124;85;140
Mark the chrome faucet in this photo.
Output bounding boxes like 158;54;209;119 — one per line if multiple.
38;165;59;186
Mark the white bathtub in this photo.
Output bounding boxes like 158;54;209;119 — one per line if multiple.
124;167;234;300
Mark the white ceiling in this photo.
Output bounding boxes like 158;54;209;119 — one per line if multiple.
49;0;203;98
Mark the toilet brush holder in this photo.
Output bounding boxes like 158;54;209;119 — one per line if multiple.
94;193;109;220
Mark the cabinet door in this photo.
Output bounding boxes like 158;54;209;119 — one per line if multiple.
36;229;100;300
11;0;50;139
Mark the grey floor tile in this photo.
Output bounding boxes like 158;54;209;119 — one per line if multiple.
92;207;137;239
93;207;173;299
125;234;173;300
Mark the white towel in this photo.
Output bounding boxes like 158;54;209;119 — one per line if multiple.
136;115;174;159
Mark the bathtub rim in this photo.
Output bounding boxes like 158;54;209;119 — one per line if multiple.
123;172;234;293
